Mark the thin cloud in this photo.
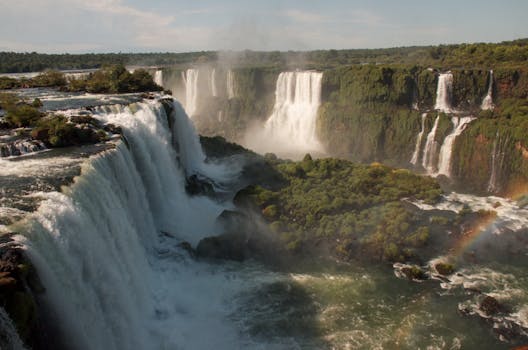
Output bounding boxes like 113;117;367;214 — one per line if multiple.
283;9;327;24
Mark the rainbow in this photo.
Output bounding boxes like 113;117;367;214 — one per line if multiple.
449;212;498;260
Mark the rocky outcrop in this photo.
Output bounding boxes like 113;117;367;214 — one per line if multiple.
0;234;47;349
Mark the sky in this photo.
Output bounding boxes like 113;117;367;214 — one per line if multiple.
0;0;527;53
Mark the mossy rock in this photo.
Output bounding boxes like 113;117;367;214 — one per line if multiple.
434;262;455;276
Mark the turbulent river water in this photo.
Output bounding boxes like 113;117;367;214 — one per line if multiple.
0;90;526;349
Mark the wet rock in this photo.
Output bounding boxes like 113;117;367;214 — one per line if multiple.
0;234;43;346
479;295;503;316
104;123;122;135
196;232;246;262
177;241;196;258
185;174;214;197
401;265;428;281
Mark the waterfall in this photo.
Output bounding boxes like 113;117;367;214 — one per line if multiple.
436;116;474;177
481;70;495;111
12;100;248;350
246;71;324;156
434;72;454;113
210;68;217;97
0;306;26;350
153;70;163;87
227;70;236;99
0;140;47;158
181;69;199;117
421;115;440;174
410;113;427;165
487;131;507;193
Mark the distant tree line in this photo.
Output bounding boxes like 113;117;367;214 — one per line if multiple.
0;51;218;73
1;39;527;73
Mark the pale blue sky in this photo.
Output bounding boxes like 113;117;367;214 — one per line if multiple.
0;0;527;53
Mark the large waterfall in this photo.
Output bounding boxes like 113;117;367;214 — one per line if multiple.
421;115;440;174
226;70;236;99
182;69;199;117
436;116;474;177
245;71;324;157
481;70;495;110
434;72;454;113
10;100;258;350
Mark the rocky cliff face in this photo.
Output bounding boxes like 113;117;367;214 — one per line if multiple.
162;64;528;196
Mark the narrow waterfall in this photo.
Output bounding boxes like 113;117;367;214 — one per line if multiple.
421;115;440;174
12;101;247;350
247;71;324;156
434;72;454;113
410;113;427;165
181;69;199;117
487;131;507;193
481;70;495;110
153;70;163;87
210;68;218;97
436;116;474;177
227;70;236;99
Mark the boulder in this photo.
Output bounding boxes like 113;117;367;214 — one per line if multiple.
479;295;504;316
401;265;428;281
434;262;455;276
185;174;214;197
196;232;246;262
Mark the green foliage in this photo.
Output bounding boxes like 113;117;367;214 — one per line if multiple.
32;115;104;147
242;158;442;262
79;65;162;93
31;70;67;87
0;93;43;127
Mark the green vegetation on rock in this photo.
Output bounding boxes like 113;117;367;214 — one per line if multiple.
239;156;442;263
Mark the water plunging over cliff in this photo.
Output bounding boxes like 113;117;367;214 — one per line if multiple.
227;70;236;99
481;70;495;111
436;116;474;177
182;69;199;117
434;72;454;113
410;113;427;165
246;71;324;157
210;68;218;97
487;131;508;193
153;70;163;87
422;115;440;174
10;101;257;350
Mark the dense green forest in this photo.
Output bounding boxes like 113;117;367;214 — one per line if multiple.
1;38;527;73
237;155;445;263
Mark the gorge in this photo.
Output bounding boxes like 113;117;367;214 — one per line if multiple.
1;41;528;349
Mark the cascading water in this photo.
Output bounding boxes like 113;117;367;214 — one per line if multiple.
10;101;254;350
210;68;217;97
421;115;440;174
226;70;236;99
434;72;454;113
487;131;508;193
0;140;47;158
436;116;474;177
0;306;26;350
182;69;199;117
410;113;427;165
153;70;163;87
246;71;324;156
481;70;495;110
